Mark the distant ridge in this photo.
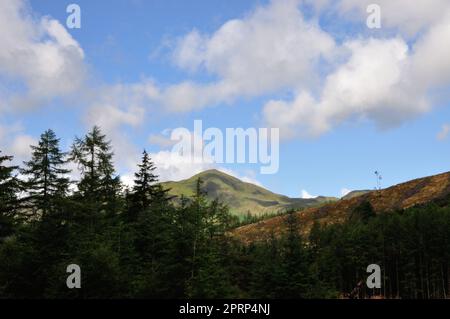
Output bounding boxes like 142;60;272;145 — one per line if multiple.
233;171;450;243
162;169;337;218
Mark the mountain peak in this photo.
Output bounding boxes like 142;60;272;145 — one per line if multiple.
162;169;336;217
194;169;233;178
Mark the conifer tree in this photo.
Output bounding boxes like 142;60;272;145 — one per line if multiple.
183;179;236;297
0;151;19;238
21;130;70;218
71;126;121;213
278;212;311;298
130;150;159;213
349;200;375;223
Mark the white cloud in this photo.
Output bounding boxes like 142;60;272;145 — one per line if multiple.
84;81;159;131
0;0;86;111
0;122;37;165
150;149;214;182
159;0;450;139
0;122;22;141
340;188;352;197
86;104;145;133
147;129;213;181
263;27;450;138
164;0;335;112
301;189;316;199
122;147;263;190
410;11;450;88
437;124;450;141
10;134;36;160
162;0;450;140
145;130;263;185
120;173;135;189
86;104;145;132
148;132;177;149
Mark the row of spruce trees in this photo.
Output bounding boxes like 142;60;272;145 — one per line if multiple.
0;127;449;298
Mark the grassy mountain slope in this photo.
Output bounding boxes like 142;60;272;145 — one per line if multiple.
162;169;337;218
233;171;450;243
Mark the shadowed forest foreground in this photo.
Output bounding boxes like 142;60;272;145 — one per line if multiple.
0;127;449;299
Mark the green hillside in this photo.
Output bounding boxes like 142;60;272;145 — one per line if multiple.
162;169;337;218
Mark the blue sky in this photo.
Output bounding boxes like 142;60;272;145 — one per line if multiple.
1;0;450;198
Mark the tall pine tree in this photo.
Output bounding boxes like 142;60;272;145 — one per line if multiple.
21;130;70;218
0;151;19;238
71;126;121;214
131;150;158;212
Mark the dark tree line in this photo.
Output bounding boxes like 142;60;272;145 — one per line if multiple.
0;127;449;298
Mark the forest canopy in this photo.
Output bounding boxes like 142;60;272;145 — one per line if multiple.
0;127;449;299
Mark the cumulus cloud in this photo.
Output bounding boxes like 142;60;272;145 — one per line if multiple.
145;130;263;186
263;37;432;138
437;124;450;141
0;122;37;164
163;0;335;112
301;189;316;199
410;11;450;87
122;146;263;190
148;131;177;149
105;128;210;186
340;188;352;197
264;7;450;139
0;0;86;111
86;104;144;132
160;0;450;140
10;134;36;160
84;81;159;131
149;149;213;182
120;173;135;189
150;151;263;187
146;128;211;181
